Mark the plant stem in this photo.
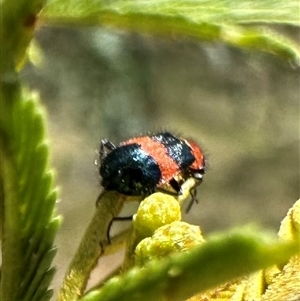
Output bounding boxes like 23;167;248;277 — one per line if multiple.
56;191;126;301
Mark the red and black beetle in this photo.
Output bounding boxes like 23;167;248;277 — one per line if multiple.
99;131;206;209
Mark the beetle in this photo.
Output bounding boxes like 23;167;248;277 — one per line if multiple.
99;131;206;210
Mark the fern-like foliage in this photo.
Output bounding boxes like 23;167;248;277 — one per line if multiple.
1;1;61;300
0;88;61;301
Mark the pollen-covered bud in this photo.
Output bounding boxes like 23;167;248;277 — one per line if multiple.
278;199;300;241
133;192;181;238
135;221;204;266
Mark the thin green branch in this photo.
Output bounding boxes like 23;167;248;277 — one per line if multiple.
57;191;128;301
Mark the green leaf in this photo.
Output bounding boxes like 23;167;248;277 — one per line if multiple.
0;87;61;301
79;228;298;301
41;0;300;63
42;0;300;24
0;0;48;71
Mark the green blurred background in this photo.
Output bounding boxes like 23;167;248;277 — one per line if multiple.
21;26;299;293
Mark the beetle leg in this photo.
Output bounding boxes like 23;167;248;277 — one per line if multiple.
156;178;182;196
169;178;182;194
156;187;178;196
185;187;199;213
106;216;133;243
100;139;116;160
